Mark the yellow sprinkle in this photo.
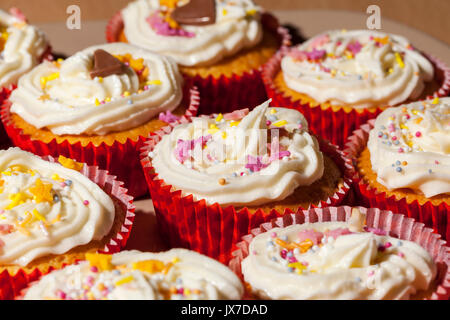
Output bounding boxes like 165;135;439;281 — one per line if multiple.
105;97;111;102
141;67;149;79
246;9;257;16
215;113;223;122
411;109;419;115
132;260;165;274
6;192;30;210
146;80;162;86
32;209;46;222
184;288;191;296
388;68;394;74
95;98;100;106
50;214;61;224
229;121;240;127
172;257;180;264
115;276;134;286
222;8;228;16
19;211;33;227
207;124;219;134
414;117;423;124
123;91;130;97
58;155;83;171
221;131;227;139
97;77;103;83
38;94;51;101
395;52;405;68
272;120;287;127
399;124;409;130
85;253;113;271
57;58;64;63
269;108;277;114
51;173;61;181
431;97;439;104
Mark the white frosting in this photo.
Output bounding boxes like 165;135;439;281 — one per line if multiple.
151;101;324;206
122;0;263;67
367;97;450;197
0;148;115;266
241;217;436;300
281;30;434;109
23;249;244;300
9;43;183;135
0;10;48;87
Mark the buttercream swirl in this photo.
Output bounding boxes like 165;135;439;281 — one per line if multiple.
10;42;183;135
281;29;434;109
0;148;115;267
367;97;450;197
23;249;244;300
151;100;324;206
241;210;436;300
0;9;48;87
122;0;263;67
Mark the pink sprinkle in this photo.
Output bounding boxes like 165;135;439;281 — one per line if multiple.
415;131;422;137
266;120;271;126
270;232;277;238
301;261;309;266
368;270;375;277
280;249;287;259
298;123;303;130
297;229;323;245
144;85;149;90
289;48;326;61
391;136;397;141
405;114;410;119
435;160;440;165
398;148;404;153
9;7;27;22
398;252;405;258
309;34;330;49
90;266;98;273
177;288;184;295
223;108;249;121
159;110;180;123
384;242;392;248
388;124;395;132
60;182;67;187
325;228;353;240
364;226;387;236
147;11;195;37
83;200;89;206
56;290;66;300
288;256;297;263
252;250;258;255
0;224;13;235
245;155;269;172
346;41;363;55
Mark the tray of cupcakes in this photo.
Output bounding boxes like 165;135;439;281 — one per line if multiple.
0;0;448;300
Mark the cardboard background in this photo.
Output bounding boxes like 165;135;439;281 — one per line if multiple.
1;0;449;45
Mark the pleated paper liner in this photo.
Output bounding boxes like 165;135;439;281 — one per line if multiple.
106;11;291;115
0;86;199;198
140;119;354;264
0;155;135;300
344;120;450;241
262;49;450;148
228;206;450;300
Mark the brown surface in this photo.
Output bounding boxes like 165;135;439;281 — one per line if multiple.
357;147;449;206
0;0;449;45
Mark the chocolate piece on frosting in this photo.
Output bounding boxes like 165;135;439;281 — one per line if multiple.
90;49;127;79
171;0;216;26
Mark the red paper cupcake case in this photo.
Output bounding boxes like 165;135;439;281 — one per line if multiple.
228;205;450;300
262;50;450;149
0;86;199;198
0;155;135;300
106;11;291;115
140;122;354;264
344;120;450;241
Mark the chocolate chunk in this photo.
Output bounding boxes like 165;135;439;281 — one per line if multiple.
90;49;127;79
171;0;216;26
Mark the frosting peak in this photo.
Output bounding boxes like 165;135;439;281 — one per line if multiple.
152;101;325;206
281;30;434;109
367;97;450;197
9;43;183;135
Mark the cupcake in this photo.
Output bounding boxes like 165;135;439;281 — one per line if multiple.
345;97;449;240
0;8;51;88
0;147;135;300
107;0;290;114
20;249;243;300
263;29;450;147
230;207;449;300
1;42;199;197
140;100;353;263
